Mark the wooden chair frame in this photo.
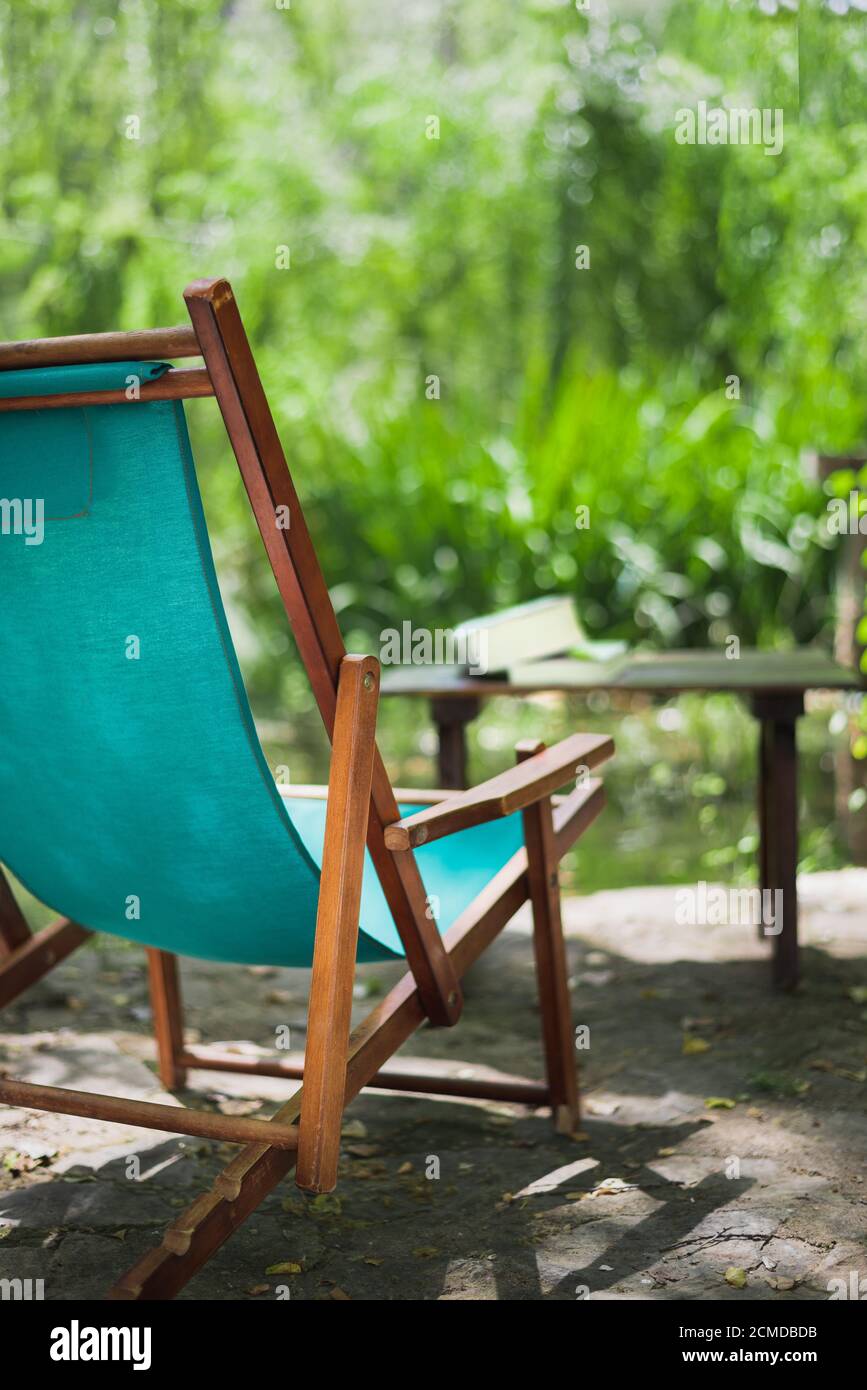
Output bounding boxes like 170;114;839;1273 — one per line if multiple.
0;279;613;1299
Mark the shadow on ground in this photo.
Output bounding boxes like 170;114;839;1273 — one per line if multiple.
2;889;867;1301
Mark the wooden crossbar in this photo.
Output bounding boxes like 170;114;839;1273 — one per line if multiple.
179;1045;549;1105
0;867;30;956
0;367;214;412
0;1077;299;1150
0;325;201;370
0;917;92;1008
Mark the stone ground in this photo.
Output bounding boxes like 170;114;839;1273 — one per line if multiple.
1;869;866;1302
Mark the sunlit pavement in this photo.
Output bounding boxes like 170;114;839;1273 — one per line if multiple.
1;870;866;1300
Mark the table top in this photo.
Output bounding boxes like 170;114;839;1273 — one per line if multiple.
380;648;863;698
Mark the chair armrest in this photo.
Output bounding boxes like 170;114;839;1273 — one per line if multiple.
383;731;614;851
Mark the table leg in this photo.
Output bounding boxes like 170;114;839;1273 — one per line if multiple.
751;694;804;991
431;697;481;790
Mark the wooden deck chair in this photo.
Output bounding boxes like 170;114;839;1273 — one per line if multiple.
0;278;614;1300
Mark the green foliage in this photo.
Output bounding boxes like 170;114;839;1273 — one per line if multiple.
0;0;864;711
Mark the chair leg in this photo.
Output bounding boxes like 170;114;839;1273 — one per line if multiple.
296;655;380;1194
518;742;579;1135
146;949;187;1090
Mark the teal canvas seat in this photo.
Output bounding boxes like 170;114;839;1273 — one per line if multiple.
0;360;524;967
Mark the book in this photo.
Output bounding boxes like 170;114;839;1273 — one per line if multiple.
453;596;582;675
452;596;627;678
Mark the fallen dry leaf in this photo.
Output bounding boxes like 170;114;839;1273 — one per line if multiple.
589;1177;635;1198
724;1266;747;1289
340;1119;367;1139
266;1261;302;1275
704;1097;736;1110
682;1036;711;1056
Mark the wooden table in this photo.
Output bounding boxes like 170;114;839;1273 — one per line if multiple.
382;650;862;990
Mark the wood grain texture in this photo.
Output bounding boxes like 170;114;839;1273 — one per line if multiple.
0;1077;299;1149
147;950;187;1090
518;741;580;1134
180;1046;547;1104
0;367;213;412
184;277;461;1027
296;655;380;1193
0;325;201;369
385;731;613;849
0;867;30;957
0;917;91;1008
279;784;453;804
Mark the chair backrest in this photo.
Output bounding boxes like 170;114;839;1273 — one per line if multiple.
0;358;347;965
0;281;461;1021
